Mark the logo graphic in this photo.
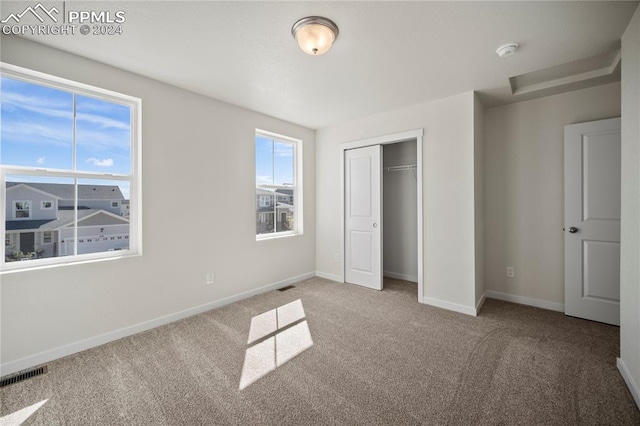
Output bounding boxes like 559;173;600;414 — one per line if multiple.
1;2;59;24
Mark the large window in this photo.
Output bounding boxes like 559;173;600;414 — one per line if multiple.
255;130;302;239
1;63;141;271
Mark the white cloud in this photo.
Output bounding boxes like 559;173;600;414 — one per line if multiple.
76;112;130;130
274;144;293;157
256;175;273;185
86;157;114;167
36;157;45;164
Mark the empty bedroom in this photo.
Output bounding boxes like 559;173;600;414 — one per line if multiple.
1;1;640;424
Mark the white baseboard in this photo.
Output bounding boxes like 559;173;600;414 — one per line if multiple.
485;290;564;313
0;272;316;377
424;297;477;317
383;270;418;283
475;291;487;315
315;271;343;283
617;358;640;410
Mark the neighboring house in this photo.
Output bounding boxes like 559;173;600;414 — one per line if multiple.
256;188;294;234
120;199;130;218
5;182;130;261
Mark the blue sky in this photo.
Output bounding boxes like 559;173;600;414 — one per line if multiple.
1;76;131;174
255;136;294;187
1;76;132;197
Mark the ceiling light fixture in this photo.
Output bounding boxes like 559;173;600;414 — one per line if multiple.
496;43;519;58
292;16;339;56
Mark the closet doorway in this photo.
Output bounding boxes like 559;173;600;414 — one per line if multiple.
340;129;424;303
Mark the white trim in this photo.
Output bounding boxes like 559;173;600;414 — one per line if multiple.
340;129;424;151
424;297;477;317
475;291;487;315
617;358;640;410
315;271;343;282
383;270;418;283
0;271;316;377
339;129;425;303
485;290;564;312
0;62;140;105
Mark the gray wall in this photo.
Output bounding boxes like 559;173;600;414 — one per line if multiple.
382;140;417;282
317;92;481;312
483;82;621;306
0;36;316;370
620;4;640;408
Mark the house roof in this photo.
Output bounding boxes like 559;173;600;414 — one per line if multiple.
6;209;129;232
6;182;125;200
37;209;101;230
6;219;56;231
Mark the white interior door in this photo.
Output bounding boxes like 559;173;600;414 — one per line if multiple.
345;145;382;290
564;117;621;325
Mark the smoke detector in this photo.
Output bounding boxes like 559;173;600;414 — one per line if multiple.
496;43;519;58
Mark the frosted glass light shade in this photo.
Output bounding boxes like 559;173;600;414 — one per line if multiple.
292;17;339;56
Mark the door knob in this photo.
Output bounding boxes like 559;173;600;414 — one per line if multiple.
568;227;578;233
373;223;378;228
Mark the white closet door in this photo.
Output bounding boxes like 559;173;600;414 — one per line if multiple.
345;145;382;290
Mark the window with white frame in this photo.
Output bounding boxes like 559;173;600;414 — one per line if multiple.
1;63;141;270
111;201;120;208
13;201;31;219
255;130;302;238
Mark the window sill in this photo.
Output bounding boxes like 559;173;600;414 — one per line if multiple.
256;232;302;241
0;251;141;275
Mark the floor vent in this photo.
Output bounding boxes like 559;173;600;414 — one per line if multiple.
278;285;296;292
0;366;48;388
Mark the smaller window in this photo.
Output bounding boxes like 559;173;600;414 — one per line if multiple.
111;201;120;208
14;201;31;219
43;231;52;244
259;196;271;207
5;234;11;247
41;200;53;210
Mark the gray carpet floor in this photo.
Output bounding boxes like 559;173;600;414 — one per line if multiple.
1;277;638;425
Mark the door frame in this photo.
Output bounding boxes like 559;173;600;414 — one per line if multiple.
340;129;424;302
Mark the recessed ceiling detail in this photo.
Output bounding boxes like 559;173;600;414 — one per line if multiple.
509;49;621;97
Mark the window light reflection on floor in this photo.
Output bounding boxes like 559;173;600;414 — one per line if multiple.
240;299;313;390
0;398;48;426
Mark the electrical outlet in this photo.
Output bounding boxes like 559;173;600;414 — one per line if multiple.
206;272;215;285
506;267;515;278
334;253;340;263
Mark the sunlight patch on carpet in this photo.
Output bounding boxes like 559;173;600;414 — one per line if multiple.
0;399;48;426
240;300;313;390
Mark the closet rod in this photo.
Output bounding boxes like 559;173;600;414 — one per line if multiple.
384;164;417;172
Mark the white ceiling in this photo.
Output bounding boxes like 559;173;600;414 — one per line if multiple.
9;1;639;129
